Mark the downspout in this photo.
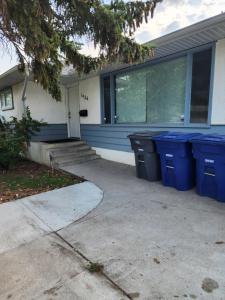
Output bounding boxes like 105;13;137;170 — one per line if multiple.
21;66;29;114
66;86;71;138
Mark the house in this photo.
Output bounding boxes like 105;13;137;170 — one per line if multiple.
0;13;225;167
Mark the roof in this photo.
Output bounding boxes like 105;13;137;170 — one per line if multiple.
0;66;25;90
147;12;225;60
0;12;225;88
102;12;225;74
0;65;77;90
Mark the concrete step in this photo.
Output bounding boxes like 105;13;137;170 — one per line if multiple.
57;154;100;167
53;150;97;164
43;141;86;150
51;145;91;157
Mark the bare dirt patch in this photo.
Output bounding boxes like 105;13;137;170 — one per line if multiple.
0;160;83;204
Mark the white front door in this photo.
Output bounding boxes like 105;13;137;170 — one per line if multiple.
67;85;80;138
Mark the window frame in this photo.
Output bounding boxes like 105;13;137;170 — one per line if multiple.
0;87;14;111
100;43;215;127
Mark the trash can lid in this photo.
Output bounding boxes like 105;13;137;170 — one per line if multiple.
190;134;225;145
153;132;201;142
128;131;166;139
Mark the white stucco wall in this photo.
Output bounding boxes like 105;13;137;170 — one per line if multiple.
93;147;135;166
211;38;225;125
26;81;67;123
0;81;67;124
79;76;101;124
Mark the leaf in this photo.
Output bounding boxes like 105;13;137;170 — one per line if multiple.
0;0;160;100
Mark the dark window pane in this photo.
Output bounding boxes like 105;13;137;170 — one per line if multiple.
190;48;212;123
103;76;111;124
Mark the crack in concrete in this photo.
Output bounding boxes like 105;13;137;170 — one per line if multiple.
53;231;134;300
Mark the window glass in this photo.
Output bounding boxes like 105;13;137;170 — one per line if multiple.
103;48;212;125
5;91;12;107
146;57;187;123
0;93;3;108
190;48;212;123
115;69;146;123
0;89;13;110
103;76;111;124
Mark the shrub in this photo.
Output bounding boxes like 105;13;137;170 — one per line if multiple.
0;107;46;170
0;135;25;170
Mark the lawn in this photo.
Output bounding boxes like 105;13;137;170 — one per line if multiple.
0;160;83;204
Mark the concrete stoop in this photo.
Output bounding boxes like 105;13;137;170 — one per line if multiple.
27;140;101;168
49;141;101;168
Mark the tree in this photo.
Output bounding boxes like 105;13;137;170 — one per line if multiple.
0;0;162;101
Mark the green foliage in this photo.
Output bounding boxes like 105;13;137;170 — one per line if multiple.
0;107;46;170
0;0;162;101
9;107;47;144
0;135;25;170
86;262;104;273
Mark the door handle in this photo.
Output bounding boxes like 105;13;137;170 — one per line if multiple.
180;114;184;121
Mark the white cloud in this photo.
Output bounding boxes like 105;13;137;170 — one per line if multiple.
135;0;225;43
0;46;18;74
0;0;225;74
79;41;100;57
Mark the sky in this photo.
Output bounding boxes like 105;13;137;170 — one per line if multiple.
0;0;225;75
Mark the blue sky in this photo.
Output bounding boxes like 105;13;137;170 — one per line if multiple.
1;0;225;74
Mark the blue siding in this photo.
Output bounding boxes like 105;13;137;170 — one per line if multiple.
31;123;68;141
81;124;225;152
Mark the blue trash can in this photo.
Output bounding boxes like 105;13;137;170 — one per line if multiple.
153;132;200;191
190;134;225;202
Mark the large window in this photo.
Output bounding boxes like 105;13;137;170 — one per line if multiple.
115;69;146;123
146;57;187;123
102;46;213;126
0;88;14;111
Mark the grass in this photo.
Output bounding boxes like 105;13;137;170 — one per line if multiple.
0;160;83;203
2;172;76;190
86;262;104;273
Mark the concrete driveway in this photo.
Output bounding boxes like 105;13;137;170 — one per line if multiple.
60;159;225;300
1;159;225;300
0;182;127;300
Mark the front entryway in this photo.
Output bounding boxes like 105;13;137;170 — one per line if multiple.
67;85;80;138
